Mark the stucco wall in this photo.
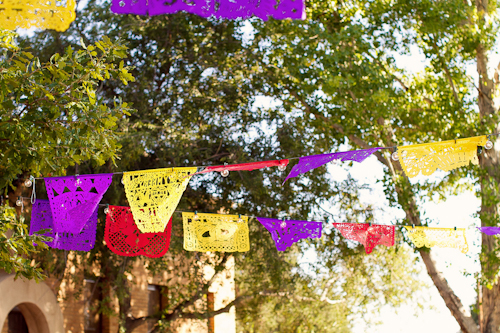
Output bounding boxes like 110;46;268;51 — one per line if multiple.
0;272;64;333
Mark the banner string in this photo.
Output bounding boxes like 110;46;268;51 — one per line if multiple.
28;131;500;180
31;147;401;180
15;196;467;230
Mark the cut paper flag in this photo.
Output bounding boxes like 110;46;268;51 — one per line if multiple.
182;212;250;252
0;0;76;31
193;159;289;176
30;200;97;251
332;223;395;254
398;136;487;178
404;226;468;253
477;227;500;235
45;173;112;233
111;0;305;20
105;206;172;258
256;217;322;251
284;148;383;183
122;167;196;233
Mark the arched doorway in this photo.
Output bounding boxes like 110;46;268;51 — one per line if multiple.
4;306;29;333
0;273;64;333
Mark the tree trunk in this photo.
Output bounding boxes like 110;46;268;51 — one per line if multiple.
420;250;480;333
474;0;500;330
378;120;481;332
389;165;480;333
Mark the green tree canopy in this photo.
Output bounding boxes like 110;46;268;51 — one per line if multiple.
17;1;424;332
242;0;500;331
0;28;134;280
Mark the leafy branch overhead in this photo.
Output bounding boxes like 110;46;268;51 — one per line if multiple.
0;30;135;190
0;204;51;280
0;28;135;281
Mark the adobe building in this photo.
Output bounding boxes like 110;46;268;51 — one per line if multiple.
0;255;236;333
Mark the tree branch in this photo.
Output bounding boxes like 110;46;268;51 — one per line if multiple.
127;253;232;332
430;38;460;104
179;295;253;320
380;121;479;333
286;89;391;168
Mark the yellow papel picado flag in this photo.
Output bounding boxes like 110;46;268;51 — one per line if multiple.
122;167;196;233
182;212;250;252
398;136;487;178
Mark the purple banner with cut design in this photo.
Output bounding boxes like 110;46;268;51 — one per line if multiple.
284;148;383;183
256;217;322;251
30;200;98;252
111;0;305;20
44;173;112;234
477;227;500;235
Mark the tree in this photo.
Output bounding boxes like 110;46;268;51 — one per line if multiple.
0;28;134;280
20;1;423;332
241;0;500;331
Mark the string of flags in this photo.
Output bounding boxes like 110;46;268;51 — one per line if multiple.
15;134;500;256
0;0;305;32
111;0;305;20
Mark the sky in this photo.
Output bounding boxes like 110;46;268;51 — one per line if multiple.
336;154;478;333
17;11;498;331
345;41;500;333
251;38;497;332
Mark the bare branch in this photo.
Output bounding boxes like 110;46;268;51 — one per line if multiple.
163;253;231;323
126;254;234;332
286;88;391;168
430;38;459;104
259;290;341;304
179;295;253;320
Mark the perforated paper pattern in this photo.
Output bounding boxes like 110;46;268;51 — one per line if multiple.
123;168;196;233
182;212;249;252
404;226;468;253
194;159;289;175
30;199;97;251
284;148;382;183
398;136;487;178
0;0;76;31
111;0;305;20
332;223;394;254
256;217;322;251
105;205;172;258
45;173;112;233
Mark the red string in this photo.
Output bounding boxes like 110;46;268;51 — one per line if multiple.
193;159;289;175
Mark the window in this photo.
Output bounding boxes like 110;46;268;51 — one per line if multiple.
148;285;168;332
84;279;102;333
207;292;215;333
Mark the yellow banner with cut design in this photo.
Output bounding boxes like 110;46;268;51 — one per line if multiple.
404;226;468;253
398;136;487;178
0;0;76;31
182;212;250;252
122;167;196;233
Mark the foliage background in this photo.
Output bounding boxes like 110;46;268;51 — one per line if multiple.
9;0;495;330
